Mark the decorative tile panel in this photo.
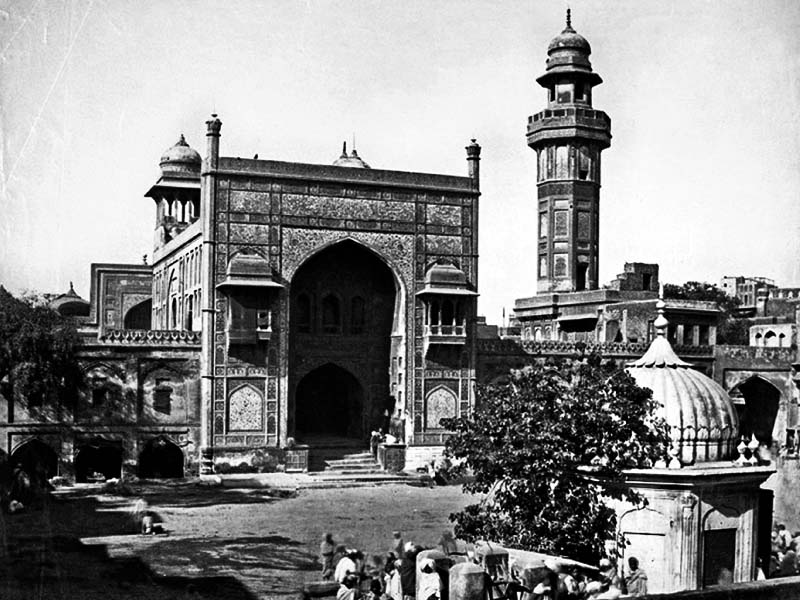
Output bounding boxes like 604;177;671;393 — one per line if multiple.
228;385;264;431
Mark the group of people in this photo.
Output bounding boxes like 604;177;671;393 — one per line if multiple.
318;530;648;600
522;556;647;600
320;530;433;600
767;522;800;578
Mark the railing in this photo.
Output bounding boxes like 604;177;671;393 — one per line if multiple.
477;338;715;358
528;107;611;124
98;329;201;345
425;324;467;337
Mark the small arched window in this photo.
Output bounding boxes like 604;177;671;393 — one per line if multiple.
350;296;366;334
297;294;312;333
556;146;569;179
321;294;341;334
764;331;777;347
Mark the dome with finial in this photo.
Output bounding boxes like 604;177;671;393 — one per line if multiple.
547;9;591;54
625;299;739;466
160;134;201;175
538;9;602;86
332;141;371;169
49;282;90;317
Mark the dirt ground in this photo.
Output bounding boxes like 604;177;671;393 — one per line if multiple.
0;481;475;600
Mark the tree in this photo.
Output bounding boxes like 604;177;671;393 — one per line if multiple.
0;287;82;416
662;281;740;313
441;355;669;564
663;282;747;344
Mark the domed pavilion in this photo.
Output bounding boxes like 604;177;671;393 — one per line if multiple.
611;300;774;593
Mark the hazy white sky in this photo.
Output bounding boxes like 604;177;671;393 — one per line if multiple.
1;0;798;324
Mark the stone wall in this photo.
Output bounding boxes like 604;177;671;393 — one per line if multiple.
0;340;202;479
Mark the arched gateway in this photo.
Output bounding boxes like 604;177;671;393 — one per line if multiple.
289;240;399;444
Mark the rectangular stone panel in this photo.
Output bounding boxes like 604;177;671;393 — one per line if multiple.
426;204;462;227
554;211;568;237
425;235;462;255
281;195;414;222
578;211;591;239
229;223;271;244
230;190;270;213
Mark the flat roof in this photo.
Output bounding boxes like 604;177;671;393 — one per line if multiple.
211;157;478;194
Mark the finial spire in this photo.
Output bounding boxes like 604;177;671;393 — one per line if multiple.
566;7;571;29
654;298;668;337
340;141;347;158
69;281;74;292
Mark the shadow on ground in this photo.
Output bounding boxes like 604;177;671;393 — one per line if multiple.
0;486;313;599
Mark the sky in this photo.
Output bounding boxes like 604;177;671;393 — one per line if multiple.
1;0;799;325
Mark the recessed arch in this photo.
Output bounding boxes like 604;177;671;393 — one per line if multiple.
124;299;152;330
74;441;122;483
295;363;364;439
10;438;59;485
289;240;401;443
138;436;184;478
729;375;781;445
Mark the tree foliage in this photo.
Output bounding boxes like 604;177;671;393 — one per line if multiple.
0;287;82;412
442;355;670;564
663;281;747;344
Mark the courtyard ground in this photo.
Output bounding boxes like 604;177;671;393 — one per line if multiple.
0;481;474;600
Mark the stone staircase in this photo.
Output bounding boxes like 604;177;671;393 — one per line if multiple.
300;436;422;488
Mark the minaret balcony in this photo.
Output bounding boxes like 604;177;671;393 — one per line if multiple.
527;108;611;148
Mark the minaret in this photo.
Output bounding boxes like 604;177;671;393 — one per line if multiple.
528;9;611;293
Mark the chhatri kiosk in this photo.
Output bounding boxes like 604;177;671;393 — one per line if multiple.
614;300;773;593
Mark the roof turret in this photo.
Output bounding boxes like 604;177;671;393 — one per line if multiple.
159;134;201;175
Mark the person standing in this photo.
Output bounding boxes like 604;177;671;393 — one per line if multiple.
418;558;442;600
391;531;404;558
335;549;359;584
624;557;648;597
320;533;336;580
399;543;419;600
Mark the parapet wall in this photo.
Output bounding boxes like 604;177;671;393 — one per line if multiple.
641;575;800;599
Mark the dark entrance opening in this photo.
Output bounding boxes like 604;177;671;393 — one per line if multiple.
124;299;152;330
296;364;364;439
733;376;780;445
10;439;58;486
289;240;397;443
138;437;184;478
576;262;588;291
702;528;736;587
75;443;123;482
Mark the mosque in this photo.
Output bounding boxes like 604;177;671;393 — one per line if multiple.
1;14;798;578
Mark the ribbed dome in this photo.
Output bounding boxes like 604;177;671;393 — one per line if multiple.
626;302;739;466
332;141;371;169
160;135;201;175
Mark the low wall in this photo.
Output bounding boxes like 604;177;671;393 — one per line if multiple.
405;445;445;471
643;576;800;599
